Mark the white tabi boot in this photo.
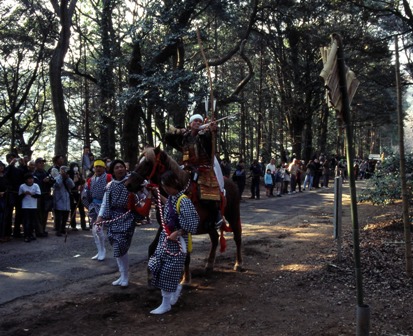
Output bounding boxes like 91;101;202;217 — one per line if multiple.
97;229;106;261
170;284;183;306
91;225;105;261
150;290;172;314
112;253;129;287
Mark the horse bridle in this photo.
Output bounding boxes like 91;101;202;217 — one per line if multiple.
147;152;166;181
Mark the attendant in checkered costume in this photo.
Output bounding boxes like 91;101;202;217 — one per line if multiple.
82;159;112;261
148;170;199;314
97;160;151;287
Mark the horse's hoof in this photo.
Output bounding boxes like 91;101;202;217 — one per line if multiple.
204;266;214;275
180;278;192;286
234;263;243;272
205;261;214;274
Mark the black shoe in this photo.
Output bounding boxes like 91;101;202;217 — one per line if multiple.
24;237;30;243
71;227;79;232
82;227;90;231
30;236;36;241
277;194;282;197
56;232;62;237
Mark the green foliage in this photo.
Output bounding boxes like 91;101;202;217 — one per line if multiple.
358;152;413;205
1;0;411;163
0;0;54;156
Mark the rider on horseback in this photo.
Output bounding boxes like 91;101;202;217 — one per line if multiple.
164;113;225;230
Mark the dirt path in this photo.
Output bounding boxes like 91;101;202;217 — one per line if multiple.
1;182;412;336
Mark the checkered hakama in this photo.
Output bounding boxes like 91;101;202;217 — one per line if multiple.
102;176;139;257
148;191;199;292
82;173;110;224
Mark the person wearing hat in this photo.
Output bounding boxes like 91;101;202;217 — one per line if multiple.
53;166;75;236
164;113;224;230
82;159;112;261
18;173;41;242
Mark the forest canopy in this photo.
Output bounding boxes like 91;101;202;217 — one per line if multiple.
0;0;412;167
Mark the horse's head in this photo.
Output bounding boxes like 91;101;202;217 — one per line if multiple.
134;146;168;186
134;145;190;192
124;171;147;193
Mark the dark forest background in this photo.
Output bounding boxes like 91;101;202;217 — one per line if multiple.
1;0;413;167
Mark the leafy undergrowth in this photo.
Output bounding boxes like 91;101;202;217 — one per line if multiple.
302;202;413;335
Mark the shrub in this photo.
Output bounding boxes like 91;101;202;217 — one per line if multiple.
358;152;413;205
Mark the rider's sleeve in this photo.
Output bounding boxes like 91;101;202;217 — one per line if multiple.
165;128;186;152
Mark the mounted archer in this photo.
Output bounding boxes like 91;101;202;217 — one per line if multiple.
165;113;225;230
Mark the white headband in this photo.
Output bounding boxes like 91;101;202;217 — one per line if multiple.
189;114;204;123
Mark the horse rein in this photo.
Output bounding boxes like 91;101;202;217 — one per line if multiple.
147;152;166;181
153;186;185;256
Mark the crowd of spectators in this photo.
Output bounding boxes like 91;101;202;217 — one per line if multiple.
0;147;116;243
0;147;380;243
230;154;379;200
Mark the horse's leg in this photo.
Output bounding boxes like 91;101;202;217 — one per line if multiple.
223;178;243;271
232;217;243;271
181;252;192;286
147;226;162;287
206;229;219;273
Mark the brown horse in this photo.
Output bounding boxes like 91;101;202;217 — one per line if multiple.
126;146;242;284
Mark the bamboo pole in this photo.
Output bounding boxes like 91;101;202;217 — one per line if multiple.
394;36;412;277
332;33;369;336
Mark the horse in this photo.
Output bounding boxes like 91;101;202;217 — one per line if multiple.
126;146;242;284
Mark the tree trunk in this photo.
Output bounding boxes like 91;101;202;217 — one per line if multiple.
395;36;412;276
49;0;78;157
98;0;117;159
122;103;143;168
290;110;305;161
100;116;117;159
122;41;143;167
240;73;246;160
302;120;313;163
50;50;69;156
319;102;329;155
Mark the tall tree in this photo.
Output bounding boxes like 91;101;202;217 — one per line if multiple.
96;0;119;159
49;0;78;157
0;1;53;156
121;0;257;166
